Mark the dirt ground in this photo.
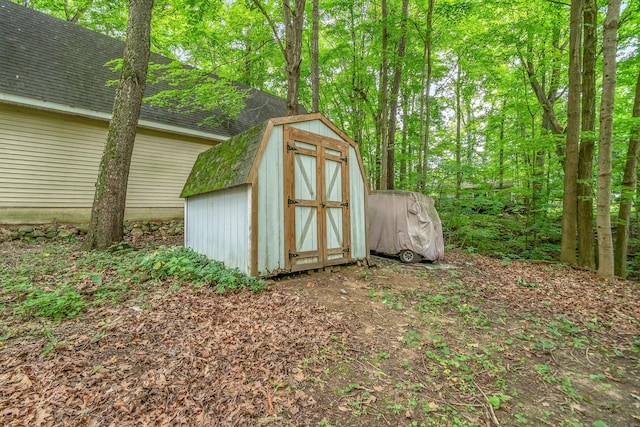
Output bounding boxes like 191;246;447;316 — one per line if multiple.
1;239;639;426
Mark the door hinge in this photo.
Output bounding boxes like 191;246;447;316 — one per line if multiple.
287;144;298;152
289;251;299;258
288;197;299;205
343;247;350;253
341;201;349;207
340;156;348;163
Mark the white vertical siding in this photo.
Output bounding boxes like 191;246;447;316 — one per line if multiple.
0;104;212;222
184;185;251;275
349;145;367;259
256;125;286;275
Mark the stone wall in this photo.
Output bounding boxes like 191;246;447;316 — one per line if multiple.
0;221;184;243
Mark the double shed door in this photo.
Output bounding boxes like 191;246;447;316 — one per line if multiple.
284;126;351;271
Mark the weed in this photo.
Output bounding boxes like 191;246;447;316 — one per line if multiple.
19;284;85;321
402;329;422;348
517;277;537;288
42;328;58;356
338;383;360;395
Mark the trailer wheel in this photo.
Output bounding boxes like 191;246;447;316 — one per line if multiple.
399;250;422;263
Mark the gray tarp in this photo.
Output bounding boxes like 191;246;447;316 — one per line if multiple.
368;191;445;261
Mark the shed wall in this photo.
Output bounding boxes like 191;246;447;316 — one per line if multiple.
0;104;212;223
256;125;286;275
348;145;368;259
184;185;251;274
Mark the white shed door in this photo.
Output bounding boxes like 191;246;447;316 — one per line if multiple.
284;126;351;271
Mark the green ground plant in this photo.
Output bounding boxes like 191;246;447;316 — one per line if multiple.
0;242;266;324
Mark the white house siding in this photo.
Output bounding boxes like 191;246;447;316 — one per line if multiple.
184;185;251;275
0;104;212;224
256;125;286;275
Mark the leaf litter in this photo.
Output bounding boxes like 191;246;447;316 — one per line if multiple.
1;239;639;426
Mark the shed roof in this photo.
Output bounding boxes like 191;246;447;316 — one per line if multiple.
181;113;368;199
180;121;268;198
0;0;289;139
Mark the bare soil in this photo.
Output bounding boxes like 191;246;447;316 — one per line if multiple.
1;238;639;426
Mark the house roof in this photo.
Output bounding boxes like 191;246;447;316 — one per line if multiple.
0;0;289;140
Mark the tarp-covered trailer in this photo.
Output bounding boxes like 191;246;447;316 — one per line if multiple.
368;190;444;263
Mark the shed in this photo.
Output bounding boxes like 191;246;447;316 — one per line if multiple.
181;113;369;277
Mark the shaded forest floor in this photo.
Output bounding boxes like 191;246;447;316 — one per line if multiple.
1;236;639;426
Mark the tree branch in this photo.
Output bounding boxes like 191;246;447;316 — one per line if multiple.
250;0;285;56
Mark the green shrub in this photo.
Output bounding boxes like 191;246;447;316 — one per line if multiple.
134;247;266;293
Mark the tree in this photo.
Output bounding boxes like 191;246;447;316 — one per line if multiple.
577;0;597;269
614;70;640;277
559;0;582;265
311;0;319;112
385;0;409;189
252;0;306;115
83;0;154;250
596;0;621;278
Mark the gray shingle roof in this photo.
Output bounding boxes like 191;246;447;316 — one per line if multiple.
0;0;290;138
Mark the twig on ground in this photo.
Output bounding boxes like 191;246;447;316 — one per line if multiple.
474;381;502;427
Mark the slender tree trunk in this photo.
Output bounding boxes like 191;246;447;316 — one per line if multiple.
379;0;390;189
596;0;621;278
614;71;640;277
83;0;154;251
577;0;597;269
400;93;409;184
252;0;306;116
417;0;434;191
386;0;409;190
560;0;583;265
283;0;306;115
455;60;462;199
311;0;319;112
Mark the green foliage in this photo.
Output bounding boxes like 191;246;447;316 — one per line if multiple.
438;198;561;261
18;285;85;321
0;242;266;326
135;246;266;293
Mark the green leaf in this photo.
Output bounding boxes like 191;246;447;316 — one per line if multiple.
487;395;501;409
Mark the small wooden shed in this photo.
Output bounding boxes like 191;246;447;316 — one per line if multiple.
181;113;369;277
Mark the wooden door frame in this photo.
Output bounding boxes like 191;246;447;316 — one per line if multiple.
283;126;352;271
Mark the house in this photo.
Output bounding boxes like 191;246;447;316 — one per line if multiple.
0;0;289;225
181;113;369;277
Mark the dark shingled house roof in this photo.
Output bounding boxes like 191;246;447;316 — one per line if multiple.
0;0;290;139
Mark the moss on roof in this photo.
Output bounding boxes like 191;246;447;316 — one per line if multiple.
180;121;268;198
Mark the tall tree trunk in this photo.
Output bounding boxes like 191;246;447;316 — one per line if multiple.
83;0;154;251
379;0;390;189
417;0;434;191
311;0;319;112
560;0;583;265
252;0;306;115
455;60;462;199
596;0;621;278
386;0;409;190
614;70;640;277
577;0;597;269
399;92;409;184
283;0;306;115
